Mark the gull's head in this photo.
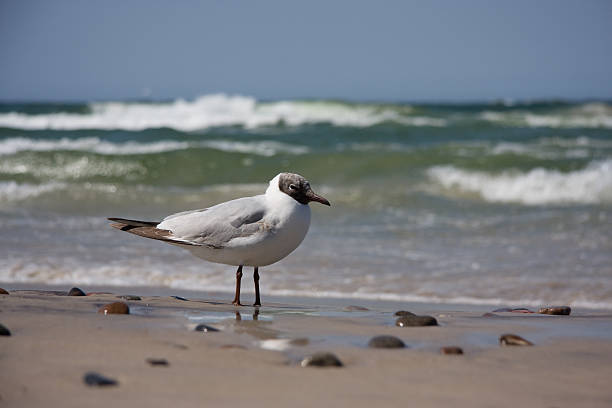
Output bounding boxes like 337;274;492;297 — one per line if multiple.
269;173;330;206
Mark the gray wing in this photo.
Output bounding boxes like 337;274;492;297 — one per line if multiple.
161;208;208;222
156;196;268;248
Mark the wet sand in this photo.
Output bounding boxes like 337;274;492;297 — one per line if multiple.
1;284;612;407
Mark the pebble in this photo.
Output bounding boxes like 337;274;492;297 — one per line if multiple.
394;310;416;317
97;302;130;315
300;352;343;367
118;295;142;301
171;295;188;301
220;344;247;350
67;287;86;296
194;324;219;332
343;305;369;311
440;346;463;355
538;306;571;315
396;315;438;327
0;324;11;336
499;333;533;346
368;335;406;349
146;358;169;366
83;372;118;387
0;288;9;295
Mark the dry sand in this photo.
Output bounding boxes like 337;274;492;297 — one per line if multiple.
1;284;612;408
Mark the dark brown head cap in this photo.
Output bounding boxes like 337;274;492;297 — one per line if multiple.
278;173;330;206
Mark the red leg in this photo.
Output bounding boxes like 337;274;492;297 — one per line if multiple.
253;267;261;306
232;265;243;306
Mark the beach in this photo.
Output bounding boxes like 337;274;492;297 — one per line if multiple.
1;96;611;406
3;2;612;406
2;284;612;407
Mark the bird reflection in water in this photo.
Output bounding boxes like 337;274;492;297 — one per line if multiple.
234;308;260;321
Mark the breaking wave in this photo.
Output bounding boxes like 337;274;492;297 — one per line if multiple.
428;160;612;205
0;181;68;201
0;136;309;156
0;94;445;131
480;102;612;129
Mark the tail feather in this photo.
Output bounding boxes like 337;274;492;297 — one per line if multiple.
107;218;159;227
107;217;200;247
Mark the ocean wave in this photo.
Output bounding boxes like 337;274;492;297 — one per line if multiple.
0;136;309;156
0;181;68;201
427;160;612;205
480;102;612;129
0;94;446;131
0;180;270;204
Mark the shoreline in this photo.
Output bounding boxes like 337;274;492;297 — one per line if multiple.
1;283;612;407
3;281;611;314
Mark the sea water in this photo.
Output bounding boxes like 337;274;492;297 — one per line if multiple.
0;94;610;308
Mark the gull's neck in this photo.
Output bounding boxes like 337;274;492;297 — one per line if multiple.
265;174;302;207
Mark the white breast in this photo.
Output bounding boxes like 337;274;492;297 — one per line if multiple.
187;188;311;267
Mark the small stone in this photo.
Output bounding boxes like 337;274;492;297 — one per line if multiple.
343;305;369;311
499;333;533;346
146;358;169;366
194;324;219;332
300;352;343;367
171;295;188;301
538;306;571;315
482;312;499;317
440;346;463;355
83;372;118;386
0;288;9;295
368;335;406;349
118;295;141;301
67;287;86;296
394;310;416;317
0;324;11;336
289;338;310;346
220;344;247;350
98;302;129;315
395;315;438;327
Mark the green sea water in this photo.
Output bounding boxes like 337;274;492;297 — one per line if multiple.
1;95;611;308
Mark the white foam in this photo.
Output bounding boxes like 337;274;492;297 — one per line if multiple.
489;140;591;160
265;289;612;310
200;140;309;156
3;261;611;309
0;137;309;157
0;181;67;201
480;103;612;129
427;160;612;205
0;94;445;131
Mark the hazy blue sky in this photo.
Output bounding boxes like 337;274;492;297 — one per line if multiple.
1;0;611;102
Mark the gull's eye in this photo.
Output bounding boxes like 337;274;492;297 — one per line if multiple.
289;184;297;190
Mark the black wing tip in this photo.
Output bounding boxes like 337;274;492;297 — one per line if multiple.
107;217;159;227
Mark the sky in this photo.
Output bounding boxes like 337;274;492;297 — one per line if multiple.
1;0;611;102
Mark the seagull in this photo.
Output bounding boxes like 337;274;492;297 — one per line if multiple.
108;173;330;306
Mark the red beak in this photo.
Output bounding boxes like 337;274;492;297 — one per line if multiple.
305;190;331;206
